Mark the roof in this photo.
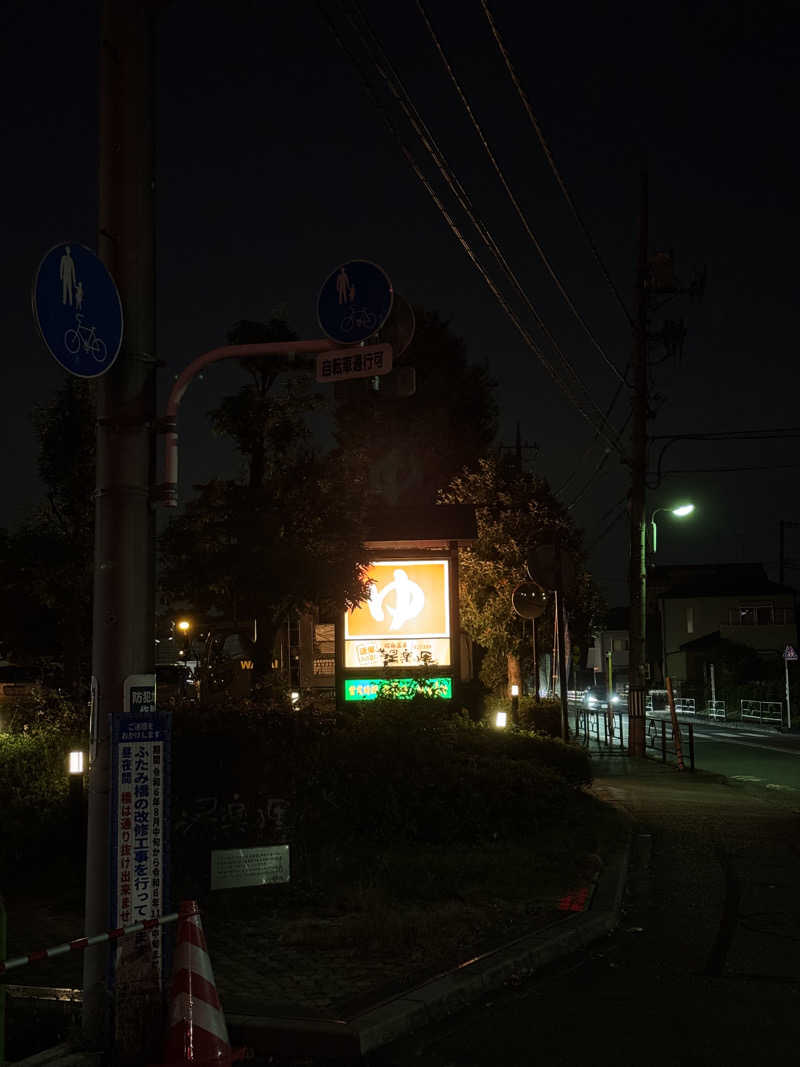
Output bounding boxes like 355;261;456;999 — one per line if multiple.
364;504;477;547
649;562;795;599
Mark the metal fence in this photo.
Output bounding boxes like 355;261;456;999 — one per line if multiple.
704;700;726;719
740;699;783;724
573;707;626;752
646;716;695;770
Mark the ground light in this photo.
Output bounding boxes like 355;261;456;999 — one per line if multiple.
650;502;695;553
495;710;507;728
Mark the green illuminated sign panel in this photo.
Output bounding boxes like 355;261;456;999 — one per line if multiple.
345;677;453;701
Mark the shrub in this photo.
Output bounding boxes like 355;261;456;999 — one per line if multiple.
517;697;563;737
0;727;75;862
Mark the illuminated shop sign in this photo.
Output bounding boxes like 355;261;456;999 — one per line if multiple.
345;560;451;667
345;677;453;701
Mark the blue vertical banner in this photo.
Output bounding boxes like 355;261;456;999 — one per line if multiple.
110;710;171;979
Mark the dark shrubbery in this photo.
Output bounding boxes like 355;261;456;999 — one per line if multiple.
0;688;89;863
170;692;592;890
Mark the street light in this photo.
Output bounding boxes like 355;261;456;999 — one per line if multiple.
650;503;695;553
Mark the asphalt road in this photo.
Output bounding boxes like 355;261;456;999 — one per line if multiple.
690;723;800;794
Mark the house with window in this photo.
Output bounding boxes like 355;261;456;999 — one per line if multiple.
649;562;797;688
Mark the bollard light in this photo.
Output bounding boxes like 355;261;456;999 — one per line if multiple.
495;710;508;728
69;750;85;775
510;684;519;697
290;691;300;706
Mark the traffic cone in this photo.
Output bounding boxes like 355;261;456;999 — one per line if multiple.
163;900;232;1066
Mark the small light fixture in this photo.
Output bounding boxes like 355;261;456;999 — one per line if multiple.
69;751;85;775
510;684;520;697
495;710;508;728
177;619;191;632
290;691;300;705
671;503;694;517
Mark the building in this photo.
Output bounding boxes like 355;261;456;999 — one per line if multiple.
586;606;630;691
650;562;797;689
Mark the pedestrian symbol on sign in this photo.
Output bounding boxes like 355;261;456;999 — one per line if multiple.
783;645;798;661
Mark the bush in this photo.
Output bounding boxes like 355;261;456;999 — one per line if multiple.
517;697;563;737
0;727;75;862
170;691;592;893
0;687;88;743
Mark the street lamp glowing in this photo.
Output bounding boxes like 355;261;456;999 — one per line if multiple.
177;619;191;632
671;504;694;517
650;502;695;553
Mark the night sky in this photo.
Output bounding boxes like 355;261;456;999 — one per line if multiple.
3;0;799;608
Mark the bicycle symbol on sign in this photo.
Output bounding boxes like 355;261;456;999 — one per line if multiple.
64;314;108;363
340;306;377;334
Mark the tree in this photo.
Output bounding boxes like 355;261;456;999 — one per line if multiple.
334;308;498;505
0;379;95;692
160;316;371;677
440;453;602;697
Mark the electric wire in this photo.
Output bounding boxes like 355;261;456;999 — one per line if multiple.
585;504;628;551
418;0;627;387
480;0;634;330
330;0;625;455
556;369;629;498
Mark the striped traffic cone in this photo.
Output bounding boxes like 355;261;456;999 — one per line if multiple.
163;900;232;1066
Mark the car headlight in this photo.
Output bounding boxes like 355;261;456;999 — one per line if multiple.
611;695;619;704
587;696;597;706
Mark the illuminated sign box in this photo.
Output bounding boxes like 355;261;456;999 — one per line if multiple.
345;559;451;668
345;677;453;701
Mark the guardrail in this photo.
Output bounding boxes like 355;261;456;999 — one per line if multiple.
646;716;695;770
704;700;726;719
574;708;626;752
741;699;782;724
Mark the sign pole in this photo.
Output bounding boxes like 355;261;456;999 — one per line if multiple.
83;2;157;1053
785;659;792;730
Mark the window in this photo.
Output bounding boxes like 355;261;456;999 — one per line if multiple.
686;606;694;634
612;638;627;652
733;604;774;626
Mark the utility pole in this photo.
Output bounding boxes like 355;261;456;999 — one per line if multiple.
627;167;649;756
83;0;157;1049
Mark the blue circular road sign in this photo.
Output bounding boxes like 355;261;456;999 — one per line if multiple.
317;260;393;344
32;243;123;378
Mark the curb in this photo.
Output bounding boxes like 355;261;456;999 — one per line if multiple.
227;832;632;1060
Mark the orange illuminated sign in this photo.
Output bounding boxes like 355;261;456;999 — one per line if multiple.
345;560;450;640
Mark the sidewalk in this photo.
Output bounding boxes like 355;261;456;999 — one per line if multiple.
372;754;800;1065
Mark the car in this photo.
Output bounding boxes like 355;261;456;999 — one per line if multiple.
583;685;625;711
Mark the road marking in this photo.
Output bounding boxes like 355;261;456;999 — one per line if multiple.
730;775;762;782
766;783;797;791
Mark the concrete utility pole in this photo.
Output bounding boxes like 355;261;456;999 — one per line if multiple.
83;0;157;1048
627;168;649;757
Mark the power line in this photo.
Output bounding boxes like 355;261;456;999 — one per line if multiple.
319;0;625;456
480;0;633;330
557;369;630;498
417;0;627;388
661;463;800;475
342;0;624;455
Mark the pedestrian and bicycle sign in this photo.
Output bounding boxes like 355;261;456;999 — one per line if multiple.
32;242;123;378
317;260;393;344
784;645;798;661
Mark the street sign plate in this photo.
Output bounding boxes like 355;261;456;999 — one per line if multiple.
317;260;393;344
784;645;798;661
316;342;393;383
32;243;123;378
